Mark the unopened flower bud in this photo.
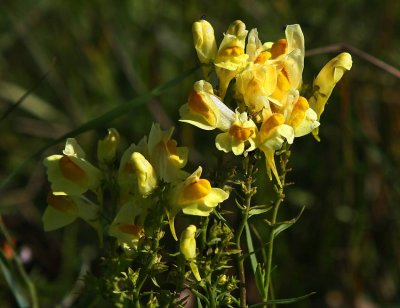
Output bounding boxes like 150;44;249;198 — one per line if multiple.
309;52;352;140
193;19;217;65
180;225;201;281
97;128;120;165
226;20;247;40
130;152;158;197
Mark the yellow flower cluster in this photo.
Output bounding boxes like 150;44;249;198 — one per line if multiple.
43;124;229;249
183;19;353;185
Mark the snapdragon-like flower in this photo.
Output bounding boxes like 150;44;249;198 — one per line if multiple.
235;62;277;115
309;52;353;140
148;123;188;183
257;114;294;186
180;80;235;130
167;167;229;240
216;111;257;155
180;225;201;281
270;24;304;90
215;20;249;99
285;92;320;137
109;201;145;249
44;138;102;196
42;192;99;232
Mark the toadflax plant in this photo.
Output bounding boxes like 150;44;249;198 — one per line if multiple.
41;19;352;307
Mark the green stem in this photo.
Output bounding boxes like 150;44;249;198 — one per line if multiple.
206;281;217;308
263;147;290;305
134;201;164;306
235;155;257;308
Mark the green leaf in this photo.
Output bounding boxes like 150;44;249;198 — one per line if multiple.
0;65;199;192
244;222;258;275
272;206;305;238
249;292;316;307
255;264;266;299
248;206;272;218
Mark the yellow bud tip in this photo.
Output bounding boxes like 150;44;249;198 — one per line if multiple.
59;155;88;183
226;20;246;37
229;125;255;141
183;179;211;200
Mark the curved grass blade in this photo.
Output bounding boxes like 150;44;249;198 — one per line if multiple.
0;68;52;123
0;251;30;308
249;292;316;307
0;65;199;192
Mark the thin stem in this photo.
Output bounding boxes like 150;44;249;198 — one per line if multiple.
305;43;400;79
206;281;217;308
263;147;291;305
235;154;257;308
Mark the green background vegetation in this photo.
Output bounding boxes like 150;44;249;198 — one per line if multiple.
0;0;399;306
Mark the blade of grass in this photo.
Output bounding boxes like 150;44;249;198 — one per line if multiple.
0;65;199;192
249;292;316;307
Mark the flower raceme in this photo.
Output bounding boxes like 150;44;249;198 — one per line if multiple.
187;19;352;185
42;125;230;246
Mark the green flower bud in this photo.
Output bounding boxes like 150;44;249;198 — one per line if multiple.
97;128;120;165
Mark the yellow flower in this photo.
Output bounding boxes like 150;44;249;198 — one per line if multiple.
109;201;145;249
42;192;100;232
148;123;188;183
214;20;249;99
167;167;229;240
216;111;257;155
180;225;201;281
193;19;217;68
44;138;102;196
268;24;305;105
97;128;120;165
179;80;235;131
286;94;320;137
257;114;294;186
246;28;265;62
309;52;352;141
235;62;277;114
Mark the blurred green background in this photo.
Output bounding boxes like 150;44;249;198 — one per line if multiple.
0;0;399;306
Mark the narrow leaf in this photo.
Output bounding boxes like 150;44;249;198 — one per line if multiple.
0;251;30;307
244;222;258;275
248;206;272;218
249;292;316;307
273;206;305;238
